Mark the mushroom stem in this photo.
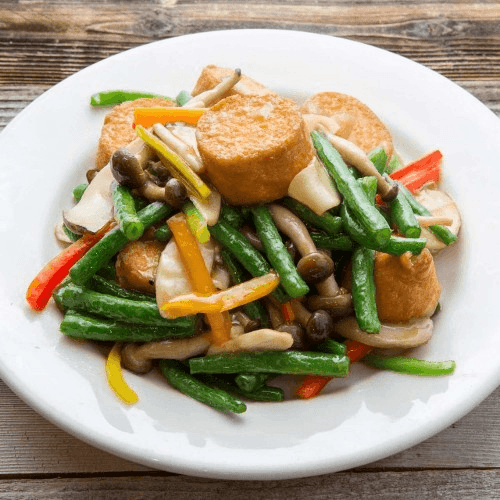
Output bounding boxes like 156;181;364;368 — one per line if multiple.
153;123;203;173
268;204;334;283
233;310;260;332
184;69;242;108
290;300;311;326
264;298;284;330
240;225;264;251
316;274;340;297
323;133;398;201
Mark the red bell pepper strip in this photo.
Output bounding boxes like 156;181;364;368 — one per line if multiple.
26;222;114;311
389;150;442;194
295;340;372;399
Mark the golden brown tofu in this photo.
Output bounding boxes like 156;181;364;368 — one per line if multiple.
95;97;176;170
191;65;275;100
301;92;394;157
196;94;314;205
374;249;441;324
115;240;166;295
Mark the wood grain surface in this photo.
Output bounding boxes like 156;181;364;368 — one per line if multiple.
1;0;499;497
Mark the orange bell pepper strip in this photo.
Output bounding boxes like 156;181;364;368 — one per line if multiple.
296;339;372;399
26;221;115;311
389;150;442;194
167;214;231;346
105;343;138;405
134;107;206;128
160;272;280;318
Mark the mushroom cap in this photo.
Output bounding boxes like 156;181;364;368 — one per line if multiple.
305;310;334;344
296;251;335;284
111;148;147;188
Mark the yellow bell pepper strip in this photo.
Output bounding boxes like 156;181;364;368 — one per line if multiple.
160;272;280;318
167;214;231;346
133;107;206;127
26;221;115;311
135;125;211;201
105;343;139;404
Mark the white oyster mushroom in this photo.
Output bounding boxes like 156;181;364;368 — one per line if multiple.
415;188;461;253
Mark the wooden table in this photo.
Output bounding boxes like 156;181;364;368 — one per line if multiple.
1;1;499;497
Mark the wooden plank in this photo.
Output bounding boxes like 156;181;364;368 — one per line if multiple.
0;3;499;85
0;377;497;475
0;470;498;499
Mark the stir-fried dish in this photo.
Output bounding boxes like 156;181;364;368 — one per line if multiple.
26;66;461;412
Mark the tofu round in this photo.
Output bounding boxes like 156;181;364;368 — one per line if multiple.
301;92;393;157
196;94;314;205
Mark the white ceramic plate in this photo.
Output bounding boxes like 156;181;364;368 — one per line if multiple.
1;30;499;480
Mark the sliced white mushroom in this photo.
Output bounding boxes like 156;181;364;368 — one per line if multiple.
155;236;216;315
333;316;434;349
207;329;294;355
303;113;354;139
287;156;341;215
63;164;115;234
415;188;461;253
211;262;231;290
190;188;221;226
168;124;200;158
54;219;72;244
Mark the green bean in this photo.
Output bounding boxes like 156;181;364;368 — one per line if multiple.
87;275;156;302
154;224;172;242
386;153;403;174
200;374;284;402
90;90;173;107
310;232;354;251
70;202;173;285
175;90;192;107
251;205;309;299
219;205;245;229
390;187;422;239
357;176;378;204
234;373;271;393
351;245;380;333
209;219;289;303
363;355;456;376
398;183;457;245
368;147;388;174
189;351;350;377
221;249;270;327
112;184;144;240
159;360;247;414
281;197;343;236
314;338;348;357
96;260;117;281
312;131;392;247
60;310;198;342
341;203;426;255
63;225;80;242
54;284;181;326
72;183;87;202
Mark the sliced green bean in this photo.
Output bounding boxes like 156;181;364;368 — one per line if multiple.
154;224;172;242
200;374;284;402
60;310;197;342
357;176;378;203
70;202;173;285
87;275;156;302
209;219;289;303
189;351;350;377
312;131;392;247
389;185;421;239
63;225;80;242
219;205;245;229
310;232;354;251
363;355;456;376
96;260;117;281
351;246;380;334
314;338;348;357
72;183;87;202
112;184;144;241
341;203;426;255
251;205;309;299
54;284;183;326
368;147;388;174
175;90;192;107
281;197;343;236
386;153;403;174
90;90;173;107
221;249;270;327
398;182;457;245
234;373;271;393
159;360;247;414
